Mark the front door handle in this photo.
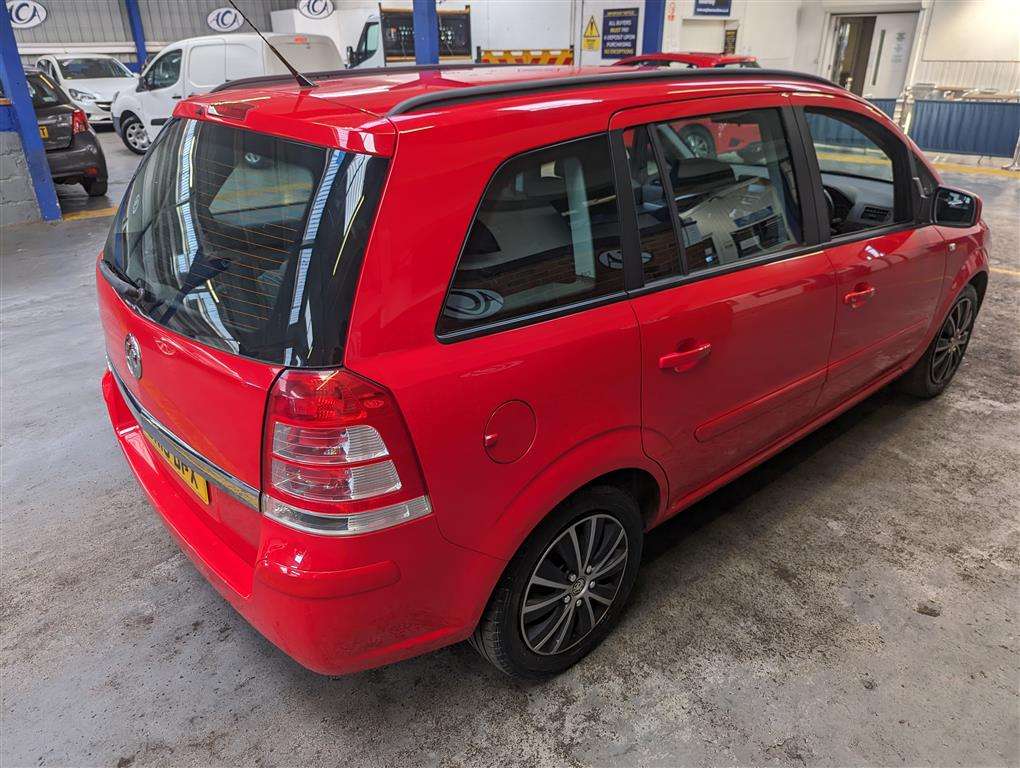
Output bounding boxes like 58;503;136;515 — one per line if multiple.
659;342;712;373
843;284;876;309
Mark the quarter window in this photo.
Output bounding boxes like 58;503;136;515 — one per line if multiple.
803;108;910;236
651;108;803;274
439;135;624;335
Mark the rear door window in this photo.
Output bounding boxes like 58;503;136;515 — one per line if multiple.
438;135;624;335
102;119;389;366
650;108;804;275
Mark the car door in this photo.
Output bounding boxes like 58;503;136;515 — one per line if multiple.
794;99;946;406
610;94;837;509
137;48;183;136
185;40;227;95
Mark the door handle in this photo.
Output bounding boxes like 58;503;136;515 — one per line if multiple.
843;284;876;309
659;342;712;373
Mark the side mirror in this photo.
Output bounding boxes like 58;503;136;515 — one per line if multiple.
933;186;980;227
346;45;355;66
135;78;146;92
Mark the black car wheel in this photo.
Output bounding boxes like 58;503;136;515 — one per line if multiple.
471;485;643;678
899;283;979;398
120;114;150;155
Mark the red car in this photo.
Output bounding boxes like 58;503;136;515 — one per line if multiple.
613;52;760;69
97;64;988;678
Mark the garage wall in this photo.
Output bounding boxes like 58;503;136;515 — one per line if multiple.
0;132;41;226
13;0;294;62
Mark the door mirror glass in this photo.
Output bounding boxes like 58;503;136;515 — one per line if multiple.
933;187;978;227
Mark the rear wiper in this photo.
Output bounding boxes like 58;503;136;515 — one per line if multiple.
99;259;159;308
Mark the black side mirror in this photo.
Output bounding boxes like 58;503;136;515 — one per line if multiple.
933;186;980;227
346;45;356;67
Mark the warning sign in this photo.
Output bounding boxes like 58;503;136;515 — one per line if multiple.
582;15;600;51
602;7;639;59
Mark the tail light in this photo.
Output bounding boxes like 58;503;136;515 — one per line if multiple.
71;108;89;134
261;368;431;536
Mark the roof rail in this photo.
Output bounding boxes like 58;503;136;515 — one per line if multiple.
209;62;496;94
387;67;836;116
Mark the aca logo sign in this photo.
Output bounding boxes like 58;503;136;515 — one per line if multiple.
6;0;47;29
207;6;243;32
297;0;334;20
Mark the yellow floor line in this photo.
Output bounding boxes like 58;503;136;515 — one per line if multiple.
62;207;118;221
930;162;1019;179
990;266;1020;277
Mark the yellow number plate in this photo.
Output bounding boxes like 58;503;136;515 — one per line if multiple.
38;126;48;139
144;431;211;504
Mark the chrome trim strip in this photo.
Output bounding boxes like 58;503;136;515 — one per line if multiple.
111;369;261;511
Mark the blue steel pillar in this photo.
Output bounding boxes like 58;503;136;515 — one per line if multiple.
0;6;60;221
412;0;439;65
641;0;666;54
123;0;148;71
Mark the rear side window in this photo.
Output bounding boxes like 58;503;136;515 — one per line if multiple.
649;108;803;276
103;119;389;366
438;135;624;335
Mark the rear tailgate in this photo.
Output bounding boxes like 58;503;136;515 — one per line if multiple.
36;106;74;150
97;111;391;569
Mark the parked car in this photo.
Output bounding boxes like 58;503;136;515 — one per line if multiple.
34;54;137;127
613;52;760;68
111;33;342;154
97;65;988;678
614;53;762;158
6;70;109;196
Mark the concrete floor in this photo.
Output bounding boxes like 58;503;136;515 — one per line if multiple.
1;132;1018;766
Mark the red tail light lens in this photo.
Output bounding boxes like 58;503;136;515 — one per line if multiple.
71;108;89;134
262;369;430;535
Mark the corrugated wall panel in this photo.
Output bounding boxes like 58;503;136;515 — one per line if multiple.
910;100;1020;157
12;0;130;45
913;60;1020;94
139;0;293;44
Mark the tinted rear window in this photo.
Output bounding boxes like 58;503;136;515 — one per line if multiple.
103;119;388;366
26;73;65;107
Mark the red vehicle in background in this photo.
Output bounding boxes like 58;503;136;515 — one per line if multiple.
613;52;760;69
614;53;762;157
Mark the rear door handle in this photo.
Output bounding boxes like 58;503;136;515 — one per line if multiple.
659;342;712;373
843;284;876;308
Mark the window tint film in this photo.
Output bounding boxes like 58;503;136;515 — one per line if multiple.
622;125;681;282
654;109;802;272
439;135;624;334
103;119;389;366
804;108;908;235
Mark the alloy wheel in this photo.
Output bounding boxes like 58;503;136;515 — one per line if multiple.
684;132;712;158
126;121;150;152
519;513;629;656
931;296;974;385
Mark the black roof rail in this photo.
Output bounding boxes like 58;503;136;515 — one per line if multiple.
209;62;497;94
387;67;837;116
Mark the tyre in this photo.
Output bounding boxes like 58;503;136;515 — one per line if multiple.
120;114;150;155
680;125;716;159
471;485;643;678
83;178;108;197
899;284;979;398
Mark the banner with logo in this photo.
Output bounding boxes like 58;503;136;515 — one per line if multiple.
7;0;47;29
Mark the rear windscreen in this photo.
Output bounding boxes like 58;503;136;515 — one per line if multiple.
103;119;389;366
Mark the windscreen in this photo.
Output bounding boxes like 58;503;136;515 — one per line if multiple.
58;58;132;79
103;119;389;366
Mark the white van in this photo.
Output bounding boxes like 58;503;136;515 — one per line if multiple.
111;33;342;154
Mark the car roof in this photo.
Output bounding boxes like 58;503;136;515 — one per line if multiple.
176;64;846;156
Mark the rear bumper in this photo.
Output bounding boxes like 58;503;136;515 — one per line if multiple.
47;132;108;184
101;369;503;675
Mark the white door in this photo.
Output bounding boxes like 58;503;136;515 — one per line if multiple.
861;13;917;100
138;48;184;135
186;42;227;95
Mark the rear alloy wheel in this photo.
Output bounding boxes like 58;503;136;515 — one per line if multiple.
899;284;979;398
121;115;150;155
471;485;643;678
